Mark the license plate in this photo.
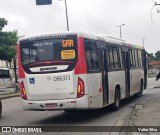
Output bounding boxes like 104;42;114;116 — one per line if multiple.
46;103;57;108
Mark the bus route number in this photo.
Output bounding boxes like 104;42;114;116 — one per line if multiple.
62;40;74;47
53;75;70;82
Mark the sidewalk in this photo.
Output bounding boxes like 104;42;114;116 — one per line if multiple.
0;87;20;100
124;85;160;135
133;91;160;126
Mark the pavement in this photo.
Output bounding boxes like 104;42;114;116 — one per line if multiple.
121;78;160;135
125;88;160;135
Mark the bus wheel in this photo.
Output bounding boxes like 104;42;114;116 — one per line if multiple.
139;81;144;97
112;89;120;111
0;100;2;118
134;81;143;97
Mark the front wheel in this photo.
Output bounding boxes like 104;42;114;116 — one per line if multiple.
112;89;120;111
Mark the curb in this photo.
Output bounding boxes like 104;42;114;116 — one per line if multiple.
0;93;20;100
153;84;160;89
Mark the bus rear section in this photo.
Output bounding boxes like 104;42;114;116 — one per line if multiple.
18;34;89;111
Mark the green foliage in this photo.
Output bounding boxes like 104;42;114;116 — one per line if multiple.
149;51;160;61
148;53;155;61
0;46;16;62
0;30;18;46
155;50;160;61
0;18;7;31
0;18;18;62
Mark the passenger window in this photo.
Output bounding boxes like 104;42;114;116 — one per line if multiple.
138;50;142;67
134;50;138;68
84;39;99;71
91;43;99;70
113;47;119;69
108;47;114;69
118;48;123;68
129;50;134;68
85;43;92;71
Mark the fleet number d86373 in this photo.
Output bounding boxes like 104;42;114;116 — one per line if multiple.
53;75;70;81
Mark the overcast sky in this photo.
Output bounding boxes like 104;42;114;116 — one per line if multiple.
0;0;160;53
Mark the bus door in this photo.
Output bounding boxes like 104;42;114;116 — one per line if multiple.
97;43;109;105
123;51;130;97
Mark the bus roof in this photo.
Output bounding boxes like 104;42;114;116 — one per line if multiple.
18;31;144;50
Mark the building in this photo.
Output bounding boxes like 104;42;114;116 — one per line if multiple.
149;61;160;70
0;60;7;67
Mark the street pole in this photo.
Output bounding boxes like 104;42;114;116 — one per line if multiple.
13;56;18;91
64;0;69;31
141;37;147;48
116;24;125;38
59;0;69;31
120;26;122;38
36;0;70;31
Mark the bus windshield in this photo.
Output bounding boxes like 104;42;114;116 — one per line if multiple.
20;36;77;66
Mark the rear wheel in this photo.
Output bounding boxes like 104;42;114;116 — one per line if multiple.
139;81;144;96
134;81;143;97
112;89;120;111
0;100;2;118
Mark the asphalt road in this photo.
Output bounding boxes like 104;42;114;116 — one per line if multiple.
0;78;160;135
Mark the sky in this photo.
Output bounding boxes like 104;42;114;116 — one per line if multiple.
0;0;160;54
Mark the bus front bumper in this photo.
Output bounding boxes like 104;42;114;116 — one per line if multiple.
21;95;88;111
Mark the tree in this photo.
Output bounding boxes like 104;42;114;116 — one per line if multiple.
0;45;16;62
155;50;160;61
0;18;18;62
148;53;155;61
0;18;7;31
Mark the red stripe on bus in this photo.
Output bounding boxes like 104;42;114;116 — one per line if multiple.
74;37;87;74
17;44;25;78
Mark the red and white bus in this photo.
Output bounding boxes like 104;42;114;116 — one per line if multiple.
17;31;148;111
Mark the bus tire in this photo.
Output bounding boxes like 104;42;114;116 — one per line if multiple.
139;81;144;97
134;81;143;97
112;88;120;111
0;100;2;118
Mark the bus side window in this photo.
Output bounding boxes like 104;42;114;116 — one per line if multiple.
118;48;123;69
138;50;142;67
106;49;110;70
85;44;92;71
129;50;134;68
113;47;119;69
134;50;138;68
90;42;99;70
108;46;115;70
84;39;99;71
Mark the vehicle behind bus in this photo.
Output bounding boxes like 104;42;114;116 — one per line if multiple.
0;68;11;88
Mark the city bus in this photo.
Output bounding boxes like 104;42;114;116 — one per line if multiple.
17;31;148;111
0;68;11;88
